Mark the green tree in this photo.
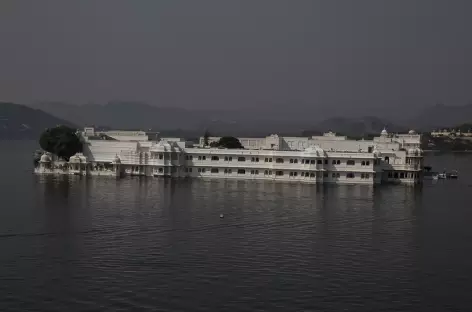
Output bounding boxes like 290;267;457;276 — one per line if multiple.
39;125;82;161
213;136;243;149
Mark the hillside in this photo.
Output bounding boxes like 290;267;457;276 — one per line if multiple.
301;116;405;138
406;103;472;130
0;102;77;139
33;102;405;137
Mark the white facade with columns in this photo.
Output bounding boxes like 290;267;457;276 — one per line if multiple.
34;127;424;185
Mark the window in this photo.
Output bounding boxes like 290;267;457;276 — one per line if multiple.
394;172;399;179
211;156;219;161
159;154;163;160
347;173;355;178
251;170;254;174
188;168;192;173
388;172;393;178
336;160;341;165
293;172;298;176
365;173;370;179
251;157;259;162
202;156;206;160
310;160;316;164
301;159;305;164
361;173;365;179
317;159;322;164
237;169;245;174
211;168;219;173
276;158;284;163
332;160;336;165
301;172;305;177
324;159;328;164
347;160;355;166
158;168;163;173
255;170;259;174
323;172;328;178
366;161;370;166
290;172;293;176
290;159;294;163
224;156;232;161
306;172;310;177
264;170;268;175
198;156;202;160
224;169;232;174
384;156;390;164
294;159;298;164
361;161;365;166
400;172;405;179
265;157;272;162
310;173;315;178
275;170;284;176
332;173;336;178
238;157;246;162
268;170;272;175
269;158;273;162
186;155;193;160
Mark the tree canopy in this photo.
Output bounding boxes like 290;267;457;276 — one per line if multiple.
39;125;82;160
211;136;244;149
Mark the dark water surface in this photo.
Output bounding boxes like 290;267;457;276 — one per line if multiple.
1;141;472;311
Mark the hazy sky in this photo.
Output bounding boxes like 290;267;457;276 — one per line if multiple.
1;0;471;113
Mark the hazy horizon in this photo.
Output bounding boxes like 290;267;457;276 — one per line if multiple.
1;0;472;116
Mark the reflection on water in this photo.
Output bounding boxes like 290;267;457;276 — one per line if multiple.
1;142;472;311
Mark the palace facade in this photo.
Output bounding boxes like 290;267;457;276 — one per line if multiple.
35;127;424;185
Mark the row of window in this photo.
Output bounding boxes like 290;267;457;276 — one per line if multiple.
181;168;375;179
388;172;420;179
184;155;372;166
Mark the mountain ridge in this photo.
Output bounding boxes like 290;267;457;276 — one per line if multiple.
0;102;77;139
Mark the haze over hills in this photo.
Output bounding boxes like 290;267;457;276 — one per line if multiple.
404;103;472;130
0;102;76;139
31;101;410;137
3;101;470;139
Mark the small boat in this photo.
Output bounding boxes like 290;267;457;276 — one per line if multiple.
448;170;459;179
438;172;447;179
424;171;439;180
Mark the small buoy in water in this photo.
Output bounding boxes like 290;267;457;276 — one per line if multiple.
220;214;224;218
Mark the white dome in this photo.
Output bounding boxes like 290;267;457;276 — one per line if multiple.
69;154;81;163
152;140;171;151
408;147;422;155
304;145;324;155
381;128;388;136
40;153;51;162
408;129;416;134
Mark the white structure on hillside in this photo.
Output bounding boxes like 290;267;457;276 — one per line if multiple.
34;127;424;185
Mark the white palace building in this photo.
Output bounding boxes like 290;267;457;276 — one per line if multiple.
35;127;424;185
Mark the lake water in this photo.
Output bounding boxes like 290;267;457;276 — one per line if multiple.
1;141;472;311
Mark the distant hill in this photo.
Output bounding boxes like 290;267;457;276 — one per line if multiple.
0;102;76;139
302;116;405;138
406;103;472;130
32;101;409;138
32;101;317;136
